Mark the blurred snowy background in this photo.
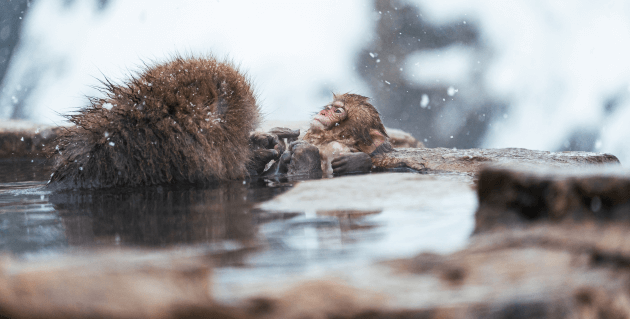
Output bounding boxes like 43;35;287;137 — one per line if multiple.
1;0;630;163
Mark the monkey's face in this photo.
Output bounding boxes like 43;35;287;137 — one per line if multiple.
310;101;347;131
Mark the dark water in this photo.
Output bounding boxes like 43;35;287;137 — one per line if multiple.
0;159;296;262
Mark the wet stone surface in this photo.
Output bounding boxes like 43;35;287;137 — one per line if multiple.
373;147;620;178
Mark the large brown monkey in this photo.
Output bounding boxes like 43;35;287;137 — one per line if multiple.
277;93;393;176
48;56;282;189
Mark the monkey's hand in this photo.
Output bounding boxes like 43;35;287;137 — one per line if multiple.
268;127;300;144
277;140;322;176
248;131;283;175
331;152;372;175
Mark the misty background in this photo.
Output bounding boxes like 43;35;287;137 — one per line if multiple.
2;0;630;163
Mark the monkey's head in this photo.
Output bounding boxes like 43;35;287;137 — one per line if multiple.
310;99;347;131
308;93;388;147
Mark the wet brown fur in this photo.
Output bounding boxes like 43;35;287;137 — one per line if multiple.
303;93;389;154
49;55;259;189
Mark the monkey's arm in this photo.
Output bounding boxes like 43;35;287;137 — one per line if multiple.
332;129;393;175
331;152;372;175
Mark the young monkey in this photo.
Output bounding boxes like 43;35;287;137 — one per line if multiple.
279;93;393;177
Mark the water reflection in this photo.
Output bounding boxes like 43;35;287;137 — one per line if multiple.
0;159;53;183
52;184;252;247
0;160;299;259
0;184;63;255
47;180;296;264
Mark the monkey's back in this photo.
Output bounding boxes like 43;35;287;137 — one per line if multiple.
49;56;259;189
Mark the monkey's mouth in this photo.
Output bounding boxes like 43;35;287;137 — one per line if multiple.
318;117;333;124
310;118;327;130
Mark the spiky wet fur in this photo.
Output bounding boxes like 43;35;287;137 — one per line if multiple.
49;56;260;189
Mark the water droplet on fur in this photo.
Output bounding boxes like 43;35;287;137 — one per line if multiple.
104;132;109;137
20;137;24;141
109;142;115;146
79;167;83;171
335;123;339;126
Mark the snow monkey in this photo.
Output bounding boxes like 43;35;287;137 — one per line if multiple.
48;55;285;189
277;93;393;177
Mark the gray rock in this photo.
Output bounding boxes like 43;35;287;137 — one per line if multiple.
373;147;619;177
